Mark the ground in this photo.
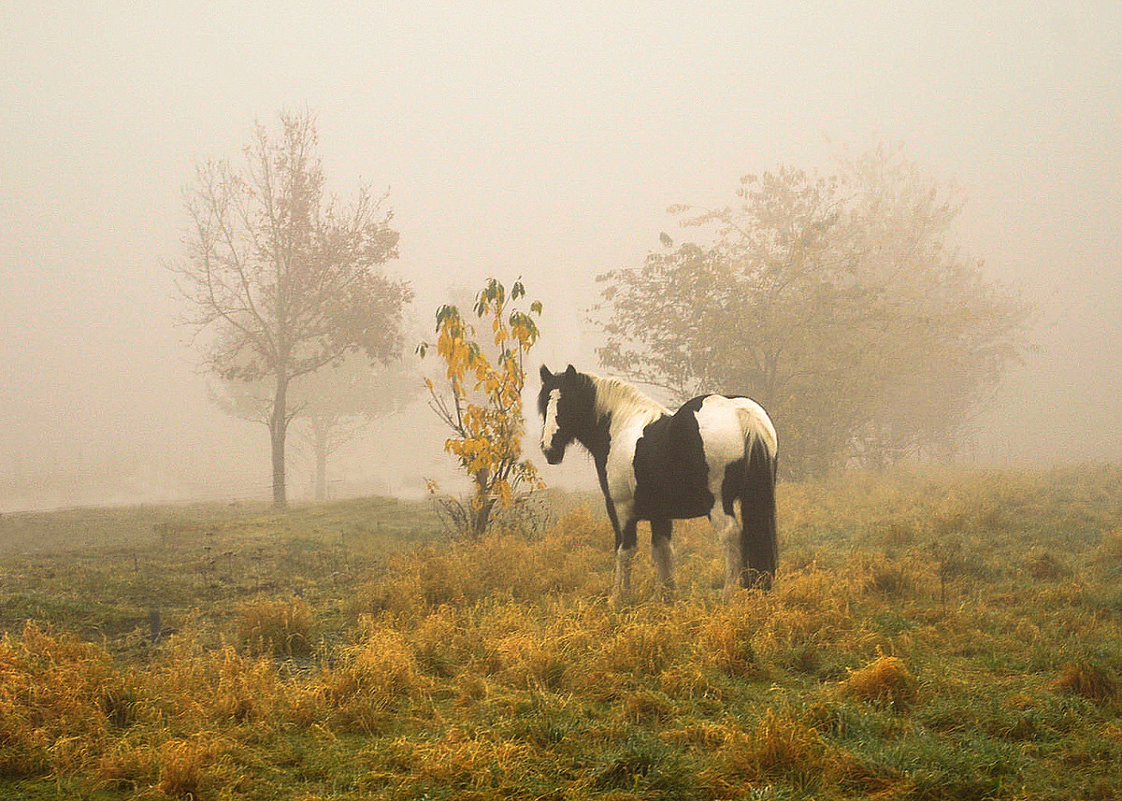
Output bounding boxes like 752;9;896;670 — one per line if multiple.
1;467;1120;800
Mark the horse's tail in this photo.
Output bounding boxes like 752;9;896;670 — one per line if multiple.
741;428;778;591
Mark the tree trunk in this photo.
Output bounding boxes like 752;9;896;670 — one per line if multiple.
271;375;289;509
313;421;329;502
470;468;494;539
471;495;496;540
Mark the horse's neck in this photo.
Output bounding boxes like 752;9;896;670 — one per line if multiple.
590;375;668;436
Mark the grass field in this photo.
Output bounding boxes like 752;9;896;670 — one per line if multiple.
1;466;1121;800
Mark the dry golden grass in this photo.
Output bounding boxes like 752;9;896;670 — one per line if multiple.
0;622;118;777
156;738;209;799
694;607;761;678
705;707;830;791
838;655;918;710
323;624;431;733
234;596;319;657
94;739;157;793
376;728;533;792
1096;526;1122;565
356;508;610;620
1051;660;1118;704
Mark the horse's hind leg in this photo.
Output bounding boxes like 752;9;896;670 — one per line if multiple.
651;518;676;601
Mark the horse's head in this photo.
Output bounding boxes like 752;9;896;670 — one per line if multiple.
538;364;583;464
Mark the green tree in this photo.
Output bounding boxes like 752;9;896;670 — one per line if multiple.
419;278;544;538
173;110;411;507
596;145;1031;476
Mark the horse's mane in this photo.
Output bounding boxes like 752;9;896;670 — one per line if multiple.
588;373;669;427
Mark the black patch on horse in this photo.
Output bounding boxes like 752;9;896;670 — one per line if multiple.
632;400;714;521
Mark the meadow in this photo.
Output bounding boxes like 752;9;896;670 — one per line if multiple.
1;466;1121;800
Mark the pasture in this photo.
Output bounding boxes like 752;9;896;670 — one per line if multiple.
1;466;1121;800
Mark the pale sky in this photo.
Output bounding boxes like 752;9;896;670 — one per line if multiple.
2;1;1121;508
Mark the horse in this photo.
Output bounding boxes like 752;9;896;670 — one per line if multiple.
537;365;779;602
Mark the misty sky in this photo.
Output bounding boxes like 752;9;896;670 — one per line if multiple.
2;2;1121;509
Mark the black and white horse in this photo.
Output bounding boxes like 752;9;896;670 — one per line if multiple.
538;365;779;602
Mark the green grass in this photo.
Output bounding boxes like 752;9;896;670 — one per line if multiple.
0;495;439;657
1;467;1121;800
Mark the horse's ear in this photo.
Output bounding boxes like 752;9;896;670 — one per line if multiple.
564;364;577;379
540;364;553;383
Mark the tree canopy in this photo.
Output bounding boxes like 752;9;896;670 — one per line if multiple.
596;145;1032;477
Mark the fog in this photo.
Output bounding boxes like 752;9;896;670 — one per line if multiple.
2;2;1120;511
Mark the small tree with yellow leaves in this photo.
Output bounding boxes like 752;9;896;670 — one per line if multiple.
418;278;545;539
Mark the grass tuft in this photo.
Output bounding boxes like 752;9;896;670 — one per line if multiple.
839;655;918;710
156;738;209;799
323;624;430;732
235;596;319;657
708;707;829;790
1052;660;1117;703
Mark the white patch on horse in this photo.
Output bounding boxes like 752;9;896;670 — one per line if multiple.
540;388;560;453
693;395;779;597
695;396;753;472
695;397;776;500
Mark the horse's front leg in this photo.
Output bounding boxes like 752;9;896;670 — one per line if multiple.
651;518;676;601
612;502;639;606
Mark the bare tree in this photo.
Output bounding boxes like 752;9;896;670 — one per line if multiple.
173;110;411;507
